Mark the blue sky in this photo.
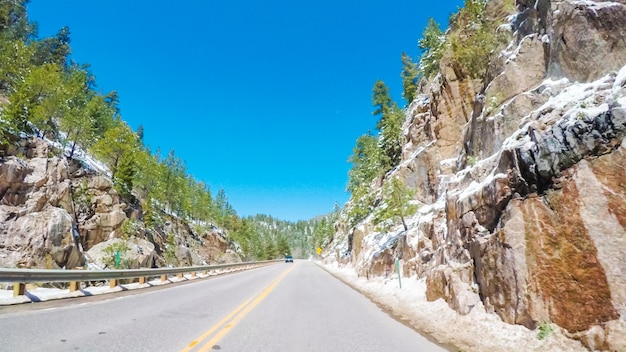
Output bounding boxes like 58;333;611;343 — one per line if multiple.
28;0;463;221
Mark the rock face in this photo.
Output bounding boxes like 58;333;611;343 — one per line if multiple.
0;138;241;271
326;0;626;349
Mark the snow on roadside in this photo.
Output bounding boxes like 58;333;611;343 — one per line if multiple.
0;273;217;306
318;261;587;352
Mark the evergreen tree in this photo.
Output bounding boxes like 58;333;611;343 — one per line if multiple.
142;198;157;230
134;148;165;202
418;18;445;78
162;149;186;215
60;67;102;157
372;80;393;118
373;177;418;231
214;189;227;223
371;81;403;171
449;0;507;79
276;236;290;256
96;91;120;134
114;152;136;199
136;124;144;143
0;37;33;93
400;52;419;104
346;183;376;227
31;26;71;67
347;133;380;194
91;121;139;177
378;105;404;169
264;238;277;260
231;218;254;260
5;63;63;134
0;0;35;41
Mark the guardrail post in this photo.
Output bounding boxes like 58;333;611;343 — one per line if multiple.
12;283;25;297
160;275;167;282
138;276;146;284
177;273;183;279
69;267;84;292
69;281;79;292
109;279;118;288
191;271;197;278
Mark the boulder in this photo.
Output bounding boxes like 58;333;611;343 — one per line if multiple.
87;238;156;269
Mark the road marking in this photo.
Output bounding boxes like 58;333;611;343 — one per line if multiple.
181;265;296;352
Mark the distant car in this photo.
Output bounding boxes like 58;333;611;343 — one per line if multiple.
285;255;293;263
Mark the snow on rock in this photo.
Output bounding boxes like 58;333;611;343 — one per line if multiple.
614;63;626;93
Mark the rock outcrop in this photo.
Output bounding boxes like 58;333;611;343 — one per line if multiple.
0;137;241;271
326;0;626;349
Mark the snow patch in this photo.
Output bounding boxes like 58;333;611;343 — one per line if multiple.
319;262;587;351
503;33;538;64
614;63;626;93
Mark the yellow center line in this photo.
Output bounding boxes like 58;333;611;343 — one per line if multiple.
179;295;254;351
181;264;296;352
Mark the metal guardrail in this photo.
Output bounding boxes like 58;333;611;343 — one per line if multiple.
0;259;283;297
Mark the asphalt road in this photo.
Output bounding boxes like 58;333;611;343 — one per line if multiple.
0;261;448;352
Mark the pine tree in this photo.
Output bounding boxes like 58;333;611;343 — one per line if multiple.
161;150;186;216
373;177;418;231
378;105;404;169
418;18;445;78
114;152;136;199
214;189;228;225
5;63;63;135
60;67;99;157
31;26;71;67
347;132;380;194
276;236;290;256
264;238;277;260
91;121;139;176
0;38;34;93
372;80;393;118
136;124;144;143
449;0;507;79
0;0;35;41
134;149;165;202
400;52;419;104
371;80;403;171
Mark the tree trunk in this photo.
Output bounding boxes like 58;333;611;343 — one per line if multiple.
400;216;408;232
69;141;77;159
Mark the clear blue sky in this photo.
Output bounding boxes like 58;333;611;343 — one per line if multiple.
27;0;463;222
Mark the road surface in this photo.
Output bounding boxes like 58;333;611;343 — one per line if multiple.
0;261;448;351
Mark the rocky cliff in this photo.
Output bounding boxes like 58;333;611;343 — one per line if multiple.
325;0;626;349
0;136;240;273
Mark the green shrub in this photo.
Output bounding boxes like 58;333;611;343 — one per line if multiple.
120;219;142;239
164;233;178;265
103;240;131;269
72;180;92;211
537;322;553;340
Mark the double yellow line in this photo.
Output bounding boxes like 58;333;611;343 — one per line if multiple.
181;264;296;352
